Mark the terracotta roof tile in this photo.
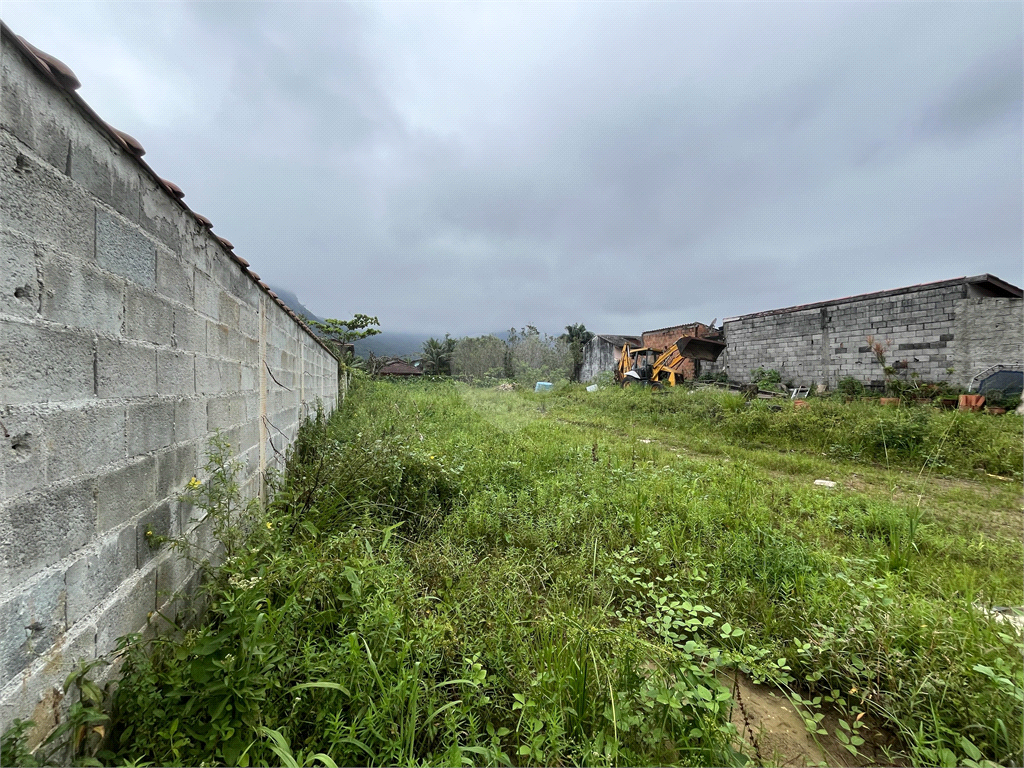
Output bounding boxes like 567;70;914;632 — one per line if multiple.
232;254;249;267
160;178;185;199
216;236;234;250
110;127;145;157
257;280;269;289
32;48;81;90
15;37;52;76
268;291;278;299
248;271;260;280
193;213;213;228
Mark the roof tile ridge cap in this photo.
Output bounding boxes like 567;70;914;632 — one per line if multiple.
26;44;81;90
13;35;54;79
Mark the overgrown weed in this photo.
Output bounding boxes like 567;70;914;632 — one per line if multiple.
4;379;1020;766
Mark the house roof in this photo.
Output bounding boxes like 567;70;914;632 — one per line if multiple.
377;359;423;376
2;22;338;360
641;322;715;337
723;274;1023;323
592;334;643;348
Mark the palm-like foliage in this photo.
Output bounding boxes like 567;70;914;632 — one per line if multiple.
421;334;457;375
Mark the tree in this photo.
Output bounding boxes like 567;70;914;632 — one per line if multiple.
305;314;381;349
451;335;508;381
560;323;594;382
421;334;457;375
507;326;572;383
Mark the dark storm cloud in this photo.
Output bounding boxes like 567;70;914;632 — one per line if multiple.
3;1;1021;336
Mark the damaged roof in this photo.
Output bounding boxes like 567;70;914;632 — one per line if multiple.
2;22;337;360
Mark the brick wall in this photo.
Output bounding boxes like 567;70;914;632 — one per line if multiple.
0;28;338;740
722;282;1022;389
642;323;719;380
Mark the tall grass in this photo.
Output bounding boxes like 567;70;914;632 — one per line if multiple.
7;379;1019;766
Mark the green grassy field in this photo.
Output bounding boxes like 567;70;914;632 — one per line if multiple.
16;379;1020;767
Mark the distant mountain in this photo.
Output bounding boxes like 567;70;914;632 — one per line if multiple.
266;285;325;324
353;332;432;359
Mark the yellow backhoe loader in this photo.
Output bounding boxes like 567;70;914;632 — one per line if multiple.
615;336;726;389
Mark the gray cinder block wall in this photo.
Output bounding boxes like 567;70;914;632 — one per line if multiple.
0;25;339;742
722;276;1023;390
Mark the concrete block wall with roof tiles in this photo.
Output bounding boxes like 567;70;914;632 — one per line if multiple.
0;25;339;740
721;282;1022;389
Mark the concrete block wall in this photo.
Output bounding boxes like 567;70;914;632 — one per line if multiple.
952;297;1024;385
0;27;338;741
580;338;623;383
723;283;1022;389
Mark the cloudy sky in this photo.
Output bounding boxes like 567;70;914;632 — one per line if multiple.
4;1;1021;336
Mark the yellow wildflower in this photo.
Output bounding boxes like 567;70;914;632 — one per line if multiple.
266;521;273;529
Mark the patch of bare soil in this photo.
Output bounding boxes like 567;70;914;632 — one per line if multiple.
723;672;903;767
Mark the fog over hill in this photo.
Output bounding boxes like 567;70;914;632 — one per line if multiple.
270;284;554;358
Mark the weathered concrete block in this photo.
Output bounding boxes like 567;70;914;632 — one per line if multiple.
0;619;96;745
65;525;136;626
238;302;259;340
96;456;156;532
95;209;155;288
0;406;47;500
157;441;199;500
217;291;240;329
136;501;172;568
241;363;257;392
40;249;124;335
127;399;174;456
44;402;125;482
96;338;156;399
195;356;224;395
2;478;95;583
1;228;39;320
68;128;142;223
173;398;207;445
0;44;73;171
192;271;220;320
0;135;94;261
207;321;231;359
155;247;192;307
95;569;156;657
207;395;246;431
154;548;198;611
125;284;173;345
0;322;94;404
0;569;67;687
157;350;194;396
138;181;185;254
172;308;207;354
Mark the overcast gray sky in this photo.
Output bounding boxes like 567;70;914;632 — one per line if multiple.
4;1;1021;336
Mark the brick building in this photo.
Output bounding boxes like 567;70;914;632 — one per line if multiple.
641;323;724;381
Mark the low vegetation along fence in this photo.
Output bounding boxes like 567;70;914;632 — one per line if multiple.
5;379;1019;766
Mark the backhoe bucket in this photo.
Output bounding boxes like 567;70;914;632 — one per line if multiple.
675;336;726;362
